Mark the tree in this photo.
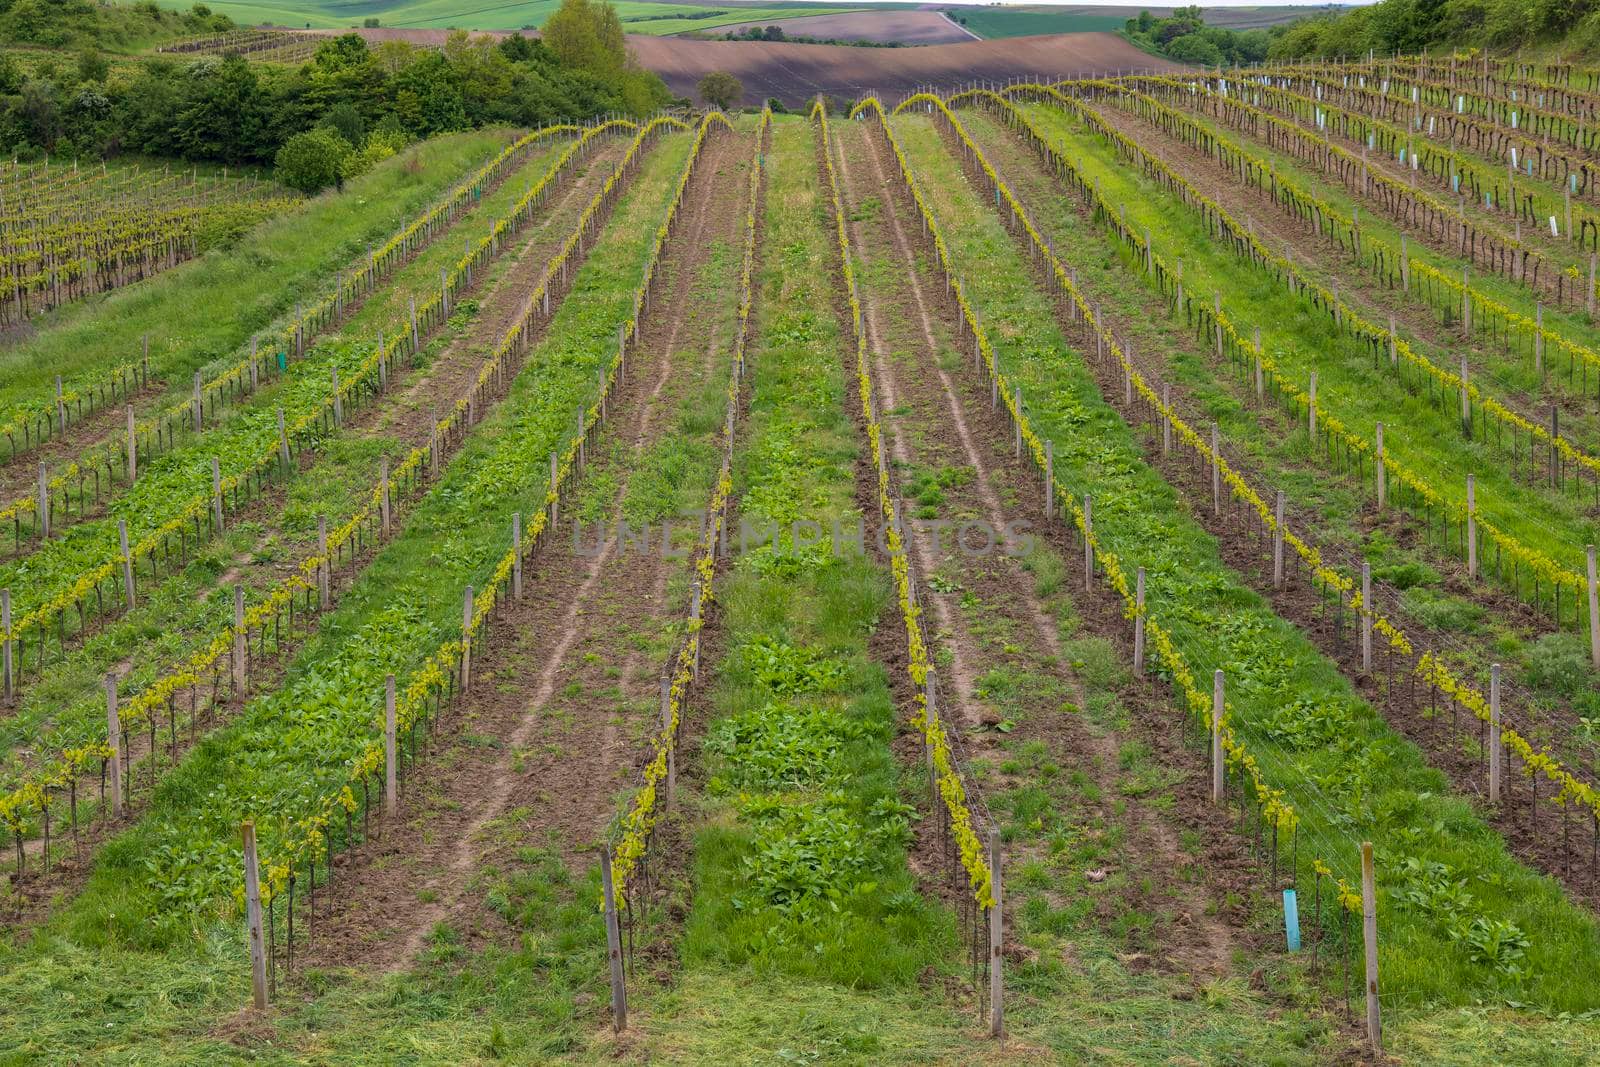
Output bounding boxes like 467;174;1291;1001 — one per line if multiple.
1164;32;1223;66
275;127;350;193
542;0;626;79
697;70;741;110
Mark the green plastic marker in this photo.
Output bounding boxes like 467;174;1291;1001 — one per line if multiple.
278;351;287;372
1283;888;1301;952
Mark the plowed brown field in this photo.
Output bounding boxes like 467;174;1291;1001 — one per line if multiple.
703;10;976;45
288;28;1182;106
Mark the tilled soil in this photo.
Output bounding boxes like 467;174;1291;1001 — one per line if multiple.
833;113;1252;983
297;127;751;973
947;110;1600;911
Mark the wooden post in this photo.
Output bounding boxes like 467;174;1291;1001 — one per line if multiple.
461;586;474;692
211;457;223;530
1361;563;1373;673
1273;491;1286;588
1082;495;1093;591
1248;326;1260;399
1133;567;1146;675
549;453;559;526
1489;663;1503;803
1400;235;1409;289
380;459;391;537
1213;292;1222;356
384;674;397;815
661;674;675;803
37;463;49;539
1211;670;1225;805
1211;424;1222;515
242;821;268;1011
1013;387;1022;457
1307;372;1318;439
423;415;438;483
232;585;246;689
512;514;523;600
1161;384;1172;454
1589;253;1596;315
1535;303;1545;375
1387;316;1397;366
988;827;1004;1038
277;408;290;472
1466;475;1478;578
1044;441;1054;517
1375;424;1386;510
1;589;11;702
317;515;330;610
332;368;342;426
600;846;627;1032
192;370;203;431
1459;356;1471;434
126;405;137;483
1587;546;1599;670
118;520;136;610
1361;841;1382;1053
106;674;122;818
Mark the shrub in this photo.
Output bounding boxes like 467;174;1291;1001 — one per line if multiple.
697;70;742;110
274;127;350;193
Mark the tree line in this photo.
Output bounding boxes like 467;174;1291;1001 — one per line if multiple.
0;0;672;185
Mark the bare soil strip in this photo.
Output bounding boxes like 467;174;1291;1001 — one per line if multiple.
299;129;750;973
835;114;1248;979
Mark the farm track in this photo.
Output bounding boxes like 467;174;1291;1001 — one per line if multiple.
1085;97;1600;451
939;111;1600;912
299;128;750;973
0;138;577;534
834;116;1250;977
0;136;648;924
0;139;619;708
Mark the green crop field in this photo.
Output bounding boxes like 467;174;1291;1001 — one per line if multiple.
5;31;1600;1063
145;0;860;32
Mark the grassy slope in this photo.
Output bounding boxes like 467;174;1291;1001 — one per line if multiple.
887;108;1600;1022
0;129;515;434
0;128;695;1061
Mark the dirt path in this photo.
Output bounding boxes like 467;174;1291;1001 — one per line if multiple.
949;108;1600;912
835;115;1239;977
298;129;750;973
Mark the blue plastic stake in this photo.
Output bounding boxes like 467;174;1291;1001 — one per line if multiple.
1283;888;1301;952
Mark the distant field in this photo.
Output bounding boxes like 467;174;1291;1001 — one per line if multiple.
953;4;1330;40
706;10;974;44
953;8;1125;39
149;0;863;32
